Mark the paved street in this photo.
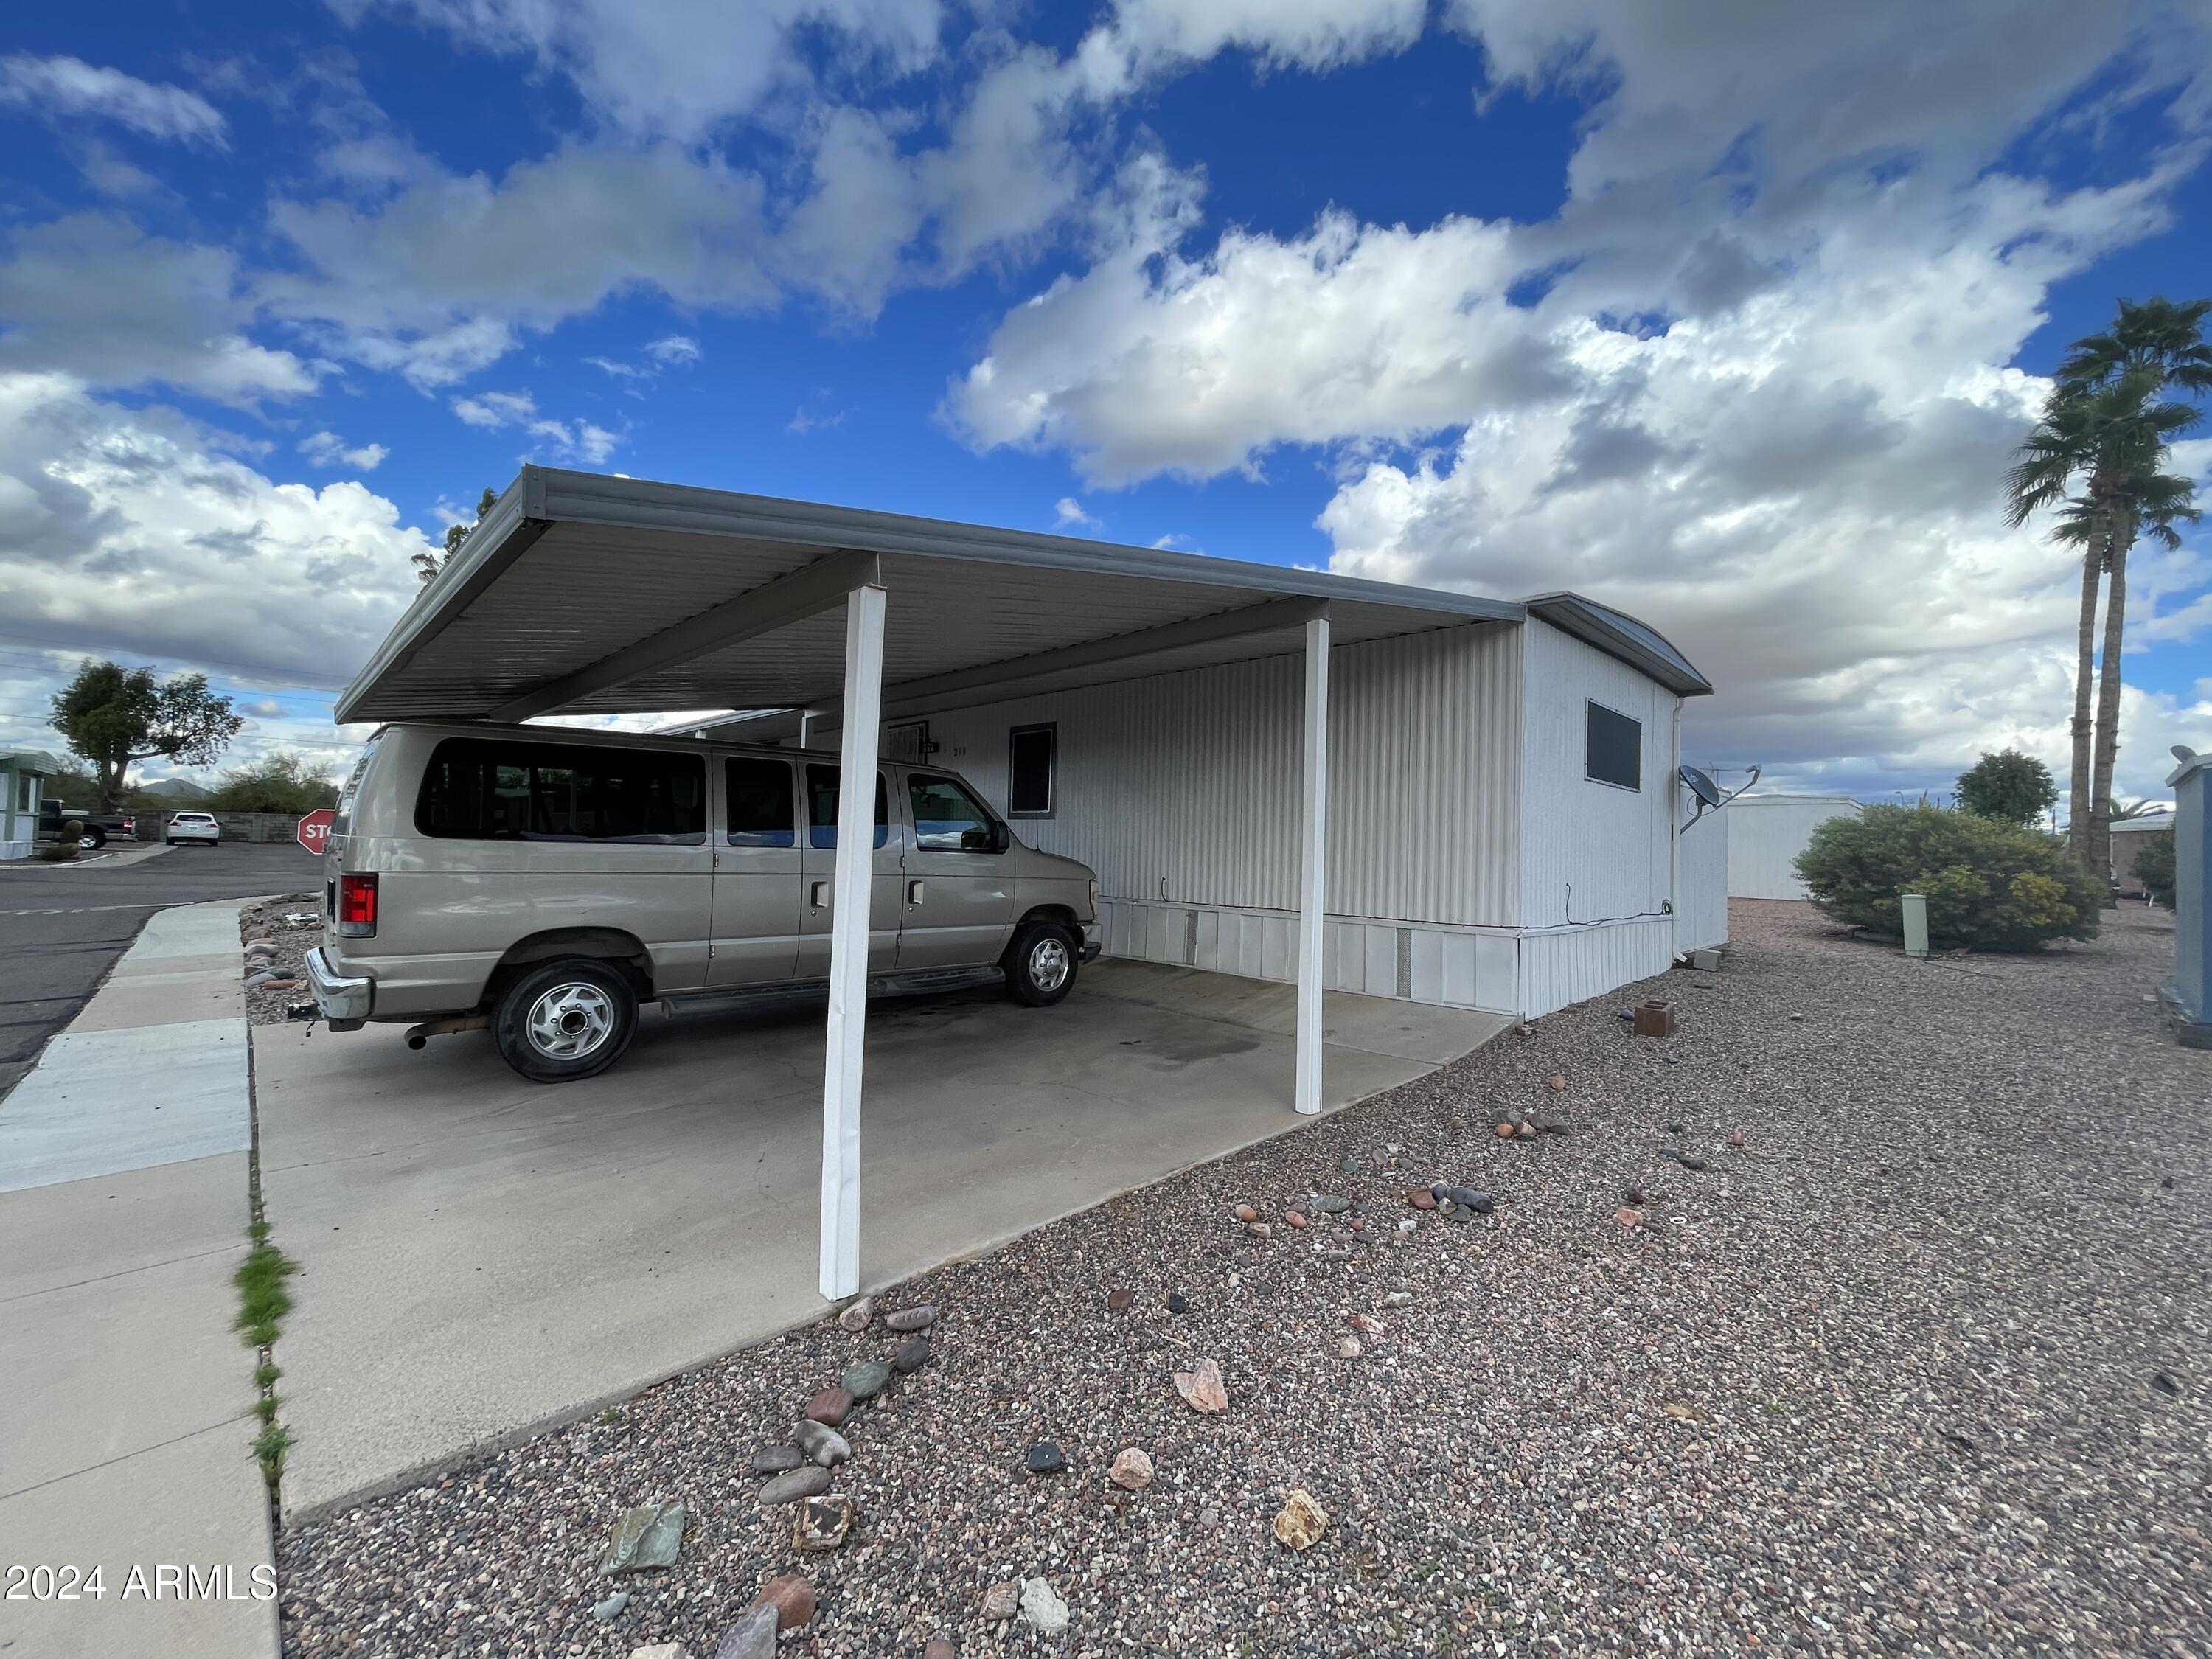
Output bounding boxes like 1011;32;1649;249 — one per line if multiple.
0;843;319;1099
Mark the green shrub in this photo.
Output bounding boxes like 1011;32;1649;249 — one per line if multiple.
1794;804;2101;950
34;842;76;863
2135;831;2176;908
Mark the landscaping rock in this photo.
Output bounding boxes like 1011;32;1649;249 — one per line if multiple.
1106;1288;1135;1312
712;1605;778;1659
1311;1194;1352;1214
843;1360;893;1399
750;1573;818;1630
803;1385;853;1426
1019;1578;1070;1635
630;1644;686;1659
1273;1489;1328;1550
892;1334;931;1374
1406;1188;1437;1209
792;1492;852;1551
980;1582;1019;1622
793;1420;850;1467
1025;1441;1065;1475
751;1445;804;1474
837;1295;874;1332
922;1643;956;1659
1174;1357;1229;1412
885;1304;937;1332
1335;1336;1363;1359
1166;1292;1189;1314
591;1590;630;1621
758;1467;832;1505
598;1503;684;1576
1109;1447;1154;1489
1246;1222;1273;1239
1616;1207;1644;1229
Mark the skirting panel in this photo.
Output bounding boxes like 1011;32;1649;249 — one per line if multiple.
1516;917;1676;1019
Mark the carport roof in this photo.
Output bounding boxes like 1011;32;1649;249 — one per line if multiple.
336;467;1709;724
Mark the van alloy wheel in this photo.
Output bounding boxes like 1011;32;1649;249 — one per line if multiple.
1029;935;1071;993
525;982;616;1059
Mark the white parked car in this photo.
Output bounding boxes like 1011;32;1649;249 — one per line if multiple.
166;811;221;847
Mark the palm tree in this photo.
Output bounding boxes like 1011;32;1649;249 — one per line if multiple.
2052;298;2211;875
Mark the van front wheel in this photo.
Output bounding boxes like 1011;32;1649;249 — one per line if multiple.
493;958;639;1082
1004;922;1077;1007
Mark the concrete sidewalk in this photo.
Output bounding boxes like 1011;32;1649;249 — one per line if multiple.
0;900;277;1659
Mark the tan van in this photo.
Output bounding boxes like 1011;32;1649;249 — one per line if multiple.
304;722;1101;1082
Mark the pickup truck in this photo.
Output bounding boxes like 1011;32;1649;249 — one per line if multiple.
38;801;136;849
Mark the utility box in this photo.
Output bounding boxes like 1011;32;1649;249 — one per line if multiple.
1633;998;1677;1038
1901;893;1930;958
2164;748;2210;1048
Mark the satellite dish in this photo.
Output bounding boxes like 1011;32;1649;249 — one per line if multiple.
1679;764;1722;809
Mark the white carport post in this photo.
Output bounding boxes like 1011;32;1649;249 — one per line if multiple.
820;582;887;1300
1295;611;1330;1116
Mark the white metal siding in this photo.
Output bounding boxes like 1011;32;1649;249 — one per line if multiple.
1674;797;1729;954
1519;917;1676;1018
914;623;1523;928
1727;796;1861;900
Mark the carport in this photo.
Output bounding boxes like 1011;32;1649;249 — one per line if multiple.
336;467;1523;1302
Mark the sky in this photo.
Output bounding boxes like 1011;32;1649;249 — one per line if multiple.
1;0;2210;807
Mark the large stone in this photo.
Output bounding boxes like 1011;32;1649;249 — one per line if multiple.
751;1573;818;1631
843;1359;894;1399
793;1493;852;1551
1310;1194;1352;1214
1026;1441;1066;1475
630;1646;687;1659
885;1304;938;1332
922;1643;958;1659
892;1335;931;1374
751;1445;804;1474
981;1582;1020;1622
838;1295;874;1332
1109;1447;1154;1490
804;1385;854;1426
1273;1489;1328;1550
793;1419;851;1467
1173;1357;1229;1413
759;1466;832;1505
1019;1578;1070;1635
712;1605;778;1659
598;1503;685;1576
1405;1188;1437;1210
1106;1288;1135;1312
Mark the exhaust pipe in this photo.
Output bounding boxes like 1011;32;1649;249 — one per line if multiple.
404;1013;492;1049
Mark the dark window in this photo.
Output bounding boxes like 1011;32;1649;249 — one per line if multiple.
908;774;1001;852
1585;702;1642;791
725;757;796;847
805;765;888;849
1006;723;1056;818
414;737;706;843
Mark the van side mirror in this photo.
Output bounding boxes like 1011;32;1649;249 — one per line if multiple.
991;821;1011;853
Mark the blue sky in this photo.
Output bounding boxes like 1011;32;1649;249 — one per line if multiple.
1;0;2208;804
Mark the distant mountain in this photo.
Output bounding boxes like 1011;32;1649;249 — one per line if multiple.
137;777;209;799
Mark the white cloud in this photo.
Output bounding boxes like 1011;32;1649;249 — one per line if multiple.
644;334;699;364
0;216;318;403
451;388;620;465
0;54;226;145
1054;497;1099;529
0;372;426;694
299;431;389;469
1110;0;1427;74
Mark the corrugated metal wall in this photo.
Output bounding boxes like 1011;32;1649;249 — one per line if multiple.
1519;917;1676;1018
1727;796;1861;900
1674;798;1729;954
919;622;1523;928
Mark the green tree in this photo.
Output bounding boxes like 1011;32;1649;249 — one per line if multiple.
416;486;498;587
207;751;341;813
1956;748;2059;828
1794;804;2101;952
2009;296;2210;877
2134;831;2176;908
49;662;243;811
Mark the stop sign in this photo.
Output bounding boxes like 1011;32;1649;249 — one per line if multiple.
296;808;334;855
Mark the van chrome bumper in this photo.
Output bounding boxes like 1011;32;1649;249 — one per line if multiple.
305;947;372;1029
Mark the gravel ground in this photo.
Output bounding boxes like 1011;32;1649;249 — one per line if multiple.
240;891;323;1025
277;900;2210;1657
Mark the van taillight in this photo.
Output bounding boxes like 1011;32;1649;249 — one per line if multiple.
338;873;378;937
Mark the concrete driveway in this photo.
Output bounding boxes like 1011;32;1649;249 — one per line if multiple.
255;960;1506;1519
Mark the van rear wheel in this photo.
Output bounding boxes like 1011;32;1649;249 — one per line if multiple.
1004;922;1078;1007
493;958;639;1082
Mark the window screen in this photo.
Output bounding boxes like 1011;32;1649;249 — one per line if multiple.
804;765;888;849
908;774;1000;852
414;737;706;843
725;757;796;847
1585;702;1642;791
1006;723;1056;817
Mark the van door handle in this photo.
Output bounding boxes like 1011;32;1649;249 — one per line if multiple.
810;881;831;908
906;880;925;905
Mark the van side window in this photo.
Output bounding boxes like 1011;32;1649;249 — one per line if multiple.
415;738;707;844
726;757;796;847
908;774;999;852
805;765;888;849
